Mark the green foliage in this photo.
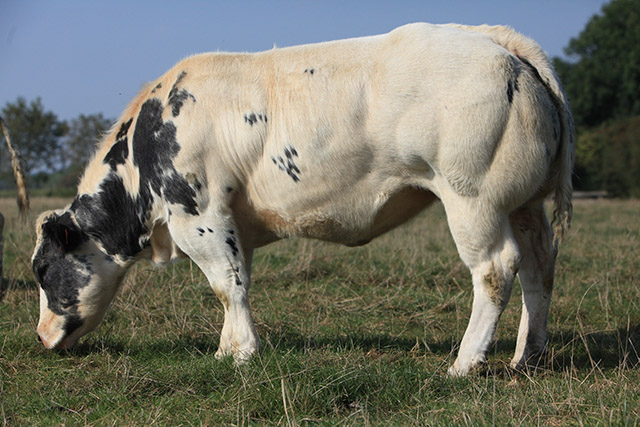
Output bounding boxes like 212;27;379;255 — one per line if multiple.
0;97;68;179
62;113;113;183
1;98;112;193
553;0;640;194
554;0;640;128
575;115;640;196
0;198;639;424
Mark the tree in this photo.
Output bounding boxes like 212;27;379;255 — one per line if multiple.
554;0;640;128
64;113;112;169
1;97;68;178
53;113;113;188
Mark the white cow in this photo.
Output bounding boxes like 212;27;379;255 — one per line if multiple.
32;23;573;376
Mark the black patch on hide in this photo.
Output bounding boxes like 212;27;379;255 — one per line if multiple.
225;234;239;257
72;98;199;259
116;118;133;140
168;71;196;117
104;139;129;171
63;315;83;336
71;176;147;258
104;118;132;170
271;145;301;182
243;112;267;127
133;98;199;215
507;78;519;104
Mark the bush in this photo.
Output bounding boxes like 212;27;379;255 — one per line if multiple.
574;115;640;197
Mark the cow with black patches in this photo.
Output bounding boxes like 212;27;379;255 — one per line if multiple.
32;23;573;376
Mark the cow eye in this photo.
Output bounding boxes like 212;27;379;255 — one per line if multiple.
35;263;48;284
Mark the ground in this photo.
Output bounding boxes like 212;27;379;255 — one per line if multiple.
0;197;638;425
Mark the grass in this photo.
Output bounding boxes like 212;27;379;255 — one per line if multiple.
0;197;638;425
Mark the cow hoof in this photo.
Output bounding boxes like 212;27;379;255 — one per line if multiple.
214;347;232;360
447;364;469;377
448;355;487;377
510;347;547;372
215;343;258;364
232;349;255;365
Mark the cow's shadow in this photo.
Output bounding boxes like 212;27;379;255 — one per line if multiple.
67;323;640;374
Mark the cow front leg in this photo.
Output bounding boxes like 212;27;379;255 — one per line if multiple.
167;211;259;363
213;246;259;362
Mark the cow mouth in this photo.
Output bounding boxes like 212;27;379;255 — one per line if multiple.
38;328;81;350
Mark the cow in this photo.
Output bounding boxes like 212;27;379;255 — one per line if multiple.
32;23;574;376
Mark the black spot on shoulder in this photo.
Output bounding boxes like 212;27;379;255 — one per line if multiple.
133;98;199;216
168;71;196;117
196;227;205;236
70;97;201;262
304;68;315;75
116;118;133;141
104;119;133;170
207;227;213;233
151;82;162;93
104;138;129;171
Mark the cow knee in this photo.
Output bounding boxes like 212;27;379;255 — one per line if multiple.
477;250;520;309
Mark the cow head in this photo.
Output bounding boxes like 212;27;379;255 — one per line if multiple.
32;209;127;349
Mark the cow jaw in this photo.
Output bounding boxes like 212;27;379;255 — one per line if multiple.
37;288;67;349
37;281;116;350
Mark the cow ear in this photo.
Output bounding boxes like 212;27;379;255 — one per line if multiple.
42;213;87;253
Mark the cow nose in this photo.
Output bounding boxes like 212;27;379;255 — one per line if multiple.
37;334;42;343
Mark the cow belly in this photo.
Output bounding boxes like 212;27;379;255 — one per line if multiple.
359;187;438;245
242;186;437;247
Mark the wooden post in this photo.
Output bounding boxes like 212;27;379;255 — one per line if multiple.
0;212;4;283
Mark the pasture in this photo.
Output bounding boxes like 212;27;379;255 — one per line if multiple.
1;197;638;425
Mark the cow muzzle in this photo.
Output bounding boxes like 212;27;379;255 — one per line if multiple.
37;310;80;350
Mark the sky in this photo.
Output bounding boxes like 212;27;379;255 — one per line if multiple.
1;0;609;122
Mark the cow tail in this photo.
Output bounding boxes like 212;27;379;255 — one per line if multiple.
549;95;575;249
451;24;575;248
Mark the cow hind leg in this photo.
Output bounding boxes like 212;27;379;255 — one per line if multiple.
509;203;556;370
442;195;521;376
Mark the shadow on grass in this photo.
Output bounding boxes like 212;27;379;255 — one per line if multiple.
486;324;640;375
62;324;639;375
264;329;454;355
547;325;640;370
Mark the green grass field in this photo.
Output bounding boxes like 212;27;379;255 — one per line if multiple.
1;197;638;425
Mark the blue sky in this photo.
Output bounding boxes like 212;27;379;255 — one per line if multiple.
1;0;608;121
